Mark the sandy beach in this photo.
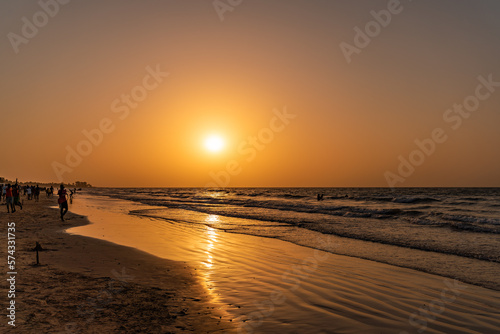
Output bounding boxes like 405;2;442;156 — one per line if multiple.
1;192;500;333
0;196;235;333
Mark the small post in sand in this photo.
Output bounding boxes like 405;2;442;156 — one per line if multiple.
34;242;43;265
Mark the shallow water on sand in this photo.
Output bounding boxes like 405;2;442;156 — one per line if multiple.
67;194;500;333
86;187;500;291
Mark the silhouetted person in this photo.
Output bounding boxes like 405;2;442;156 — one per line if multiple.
5;185;14;213
1;184;6;201
12;184;22;211
57;184;68;221
34;185;40;202
317;193;324;201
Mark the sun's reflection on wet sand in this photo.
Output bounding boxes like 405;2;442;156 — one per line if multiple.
201;215;220;298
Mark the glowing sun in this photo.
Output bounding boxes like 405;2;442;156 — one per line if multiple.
204;135;225;153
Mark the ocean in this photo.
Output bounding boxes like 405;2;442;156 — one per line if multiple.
85;187;500;290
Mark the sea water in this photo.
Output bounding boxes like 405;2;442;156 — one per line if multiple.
85;187;500;290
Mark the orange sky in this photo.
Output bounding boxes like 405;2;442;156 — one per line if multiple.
1;0;499;187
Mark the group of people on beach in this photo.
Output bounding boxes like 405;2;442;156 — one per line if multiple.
2;181;75;221
46;185;55;198
1;183;23;213
24;184;41;201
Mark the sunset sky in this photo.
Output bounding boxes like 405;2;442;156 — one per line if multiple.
1;0;499;187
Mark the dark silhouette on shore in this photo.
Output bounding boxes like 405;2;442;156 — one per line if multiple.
57;184;69;221
5;185;14;213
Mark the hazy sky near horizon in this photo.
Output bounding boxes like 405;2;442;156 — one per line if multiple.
1;0;500;187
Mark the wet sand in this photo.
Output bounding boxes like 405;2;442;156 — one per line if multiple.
67;193;500;333
0;196;234;333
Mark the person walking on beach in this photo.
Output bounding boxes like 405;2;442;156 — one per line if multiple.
27;185;32;200
57;184;69;221
5;185;14;213
34;185;40;202
12;184;22;211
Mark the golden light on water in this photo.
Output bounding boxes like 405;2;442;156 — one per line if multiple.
203;222;219;270
201;221;220;299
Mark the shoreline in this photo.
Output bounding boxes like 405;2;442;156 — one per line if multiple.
0;196;235;333
83;188;500;292
67;192;500;333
